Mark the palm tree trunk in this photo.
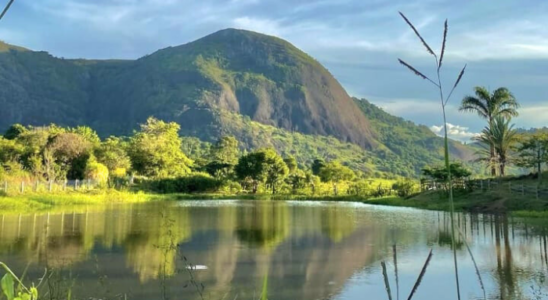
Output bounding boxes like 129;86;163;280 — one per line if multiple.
490;143;497;176
500;162;505;177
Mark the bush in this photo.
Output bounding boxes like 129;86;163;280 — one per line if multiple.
392;179;418;198
85;161;109;184
147;173;226;194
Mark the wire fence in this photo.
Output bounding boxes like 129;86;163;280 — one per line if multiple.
0;179;100;194
422;178;548;199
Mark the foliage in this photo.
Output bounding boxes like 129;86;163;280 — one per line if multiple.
0;262;39;300
128;118;193;178
515;132;548;174
210;136;239;165
84;159;109;184
460;86;519;176
95;136;131;178
392;179;419;198
474;117;519;176
146;173;226;194
235;148;288;194
422;163;472;182
318;161;355;195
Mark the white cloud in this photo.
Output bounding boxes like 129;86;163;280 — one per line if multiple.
430;123;479;142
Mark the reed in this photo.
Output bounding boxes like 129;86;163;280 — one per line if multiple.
397;12;467;300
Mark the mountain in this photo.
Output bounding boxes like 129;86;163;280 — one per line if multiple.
0;29;476;177
0;29;375;148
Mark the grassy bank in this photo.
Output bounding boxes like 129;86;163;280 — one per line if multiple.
0;190;174;214
363;176;548;217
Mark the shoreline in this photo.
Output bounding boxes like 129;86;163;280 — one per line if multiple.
1;189;547;218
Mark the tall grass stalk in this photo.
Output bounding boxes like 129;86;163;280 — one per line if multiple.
393;244;399;300
381;261;393;300
407;249;433;300
398;12;466;300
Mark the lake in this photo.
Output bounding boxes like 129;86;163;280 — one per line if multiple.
1;200;547;300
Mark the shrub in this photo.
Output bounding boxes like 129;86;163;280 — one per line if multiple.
85;161;109;184
147;173;225;194
392;179;419;198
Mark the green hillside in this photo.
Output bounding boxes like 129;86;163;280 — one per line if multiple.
0;28;477;177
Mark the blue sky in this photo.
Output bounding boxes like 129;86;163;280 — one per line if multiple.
1;0;547;141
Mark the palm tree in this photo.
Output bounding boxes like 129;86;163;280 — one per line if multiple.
460;87;519;176
475;117;519;176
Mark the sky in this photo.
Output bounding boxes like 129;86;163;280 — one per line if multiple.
1;0;548;142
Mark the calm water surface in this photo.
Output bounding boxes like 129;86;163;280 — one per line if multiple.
1;200;548;300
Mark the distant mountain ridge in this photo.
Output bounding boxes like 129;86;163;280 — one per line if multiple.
0;28;476;176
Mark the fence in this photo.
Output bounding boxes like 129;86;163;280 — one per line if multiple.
467;179;548;199
422;179;548;199
0;179;100;194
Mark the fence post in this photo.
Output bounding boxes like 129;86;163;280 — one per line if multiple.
63;180;67;191
521;183;525;196
75;180;79;190
34;180;38;192
3;181;7;192
487;180;491;190
49;180;53;192
21;181;25;193
480;180;483;190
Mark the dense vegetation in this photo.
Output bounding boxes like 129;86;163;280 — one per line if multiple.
0;29;478;178
0;119;414;198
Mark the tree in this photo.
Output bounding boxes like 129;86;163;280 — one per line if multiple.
318;161;355;195
460;87;519;176
47;132;93;180
95;137;132;178
422;163;471;182
515;132;548;182
210;136;239;165
283;156;298;173
4;124;27;140
85;159;109;185
235;149;288;194
311;159;326;176
235;151;267;193
128;118;193;178
264;150;289;194
474;116;519;177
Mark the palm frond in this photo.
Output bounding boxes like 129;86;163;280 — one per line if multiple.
398;12;436;57
459;96;488;119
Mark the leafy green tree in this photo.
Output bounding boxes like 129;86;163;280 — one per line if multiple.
311;159;326;176
210;136;239;165
422;163;472;182
235;151;268;193
319;161;355;195
515;132;548;181
460;87;519;176
205;161;234;179
4;124;27;140
0;137;24;165
47;132;93;180
235;149;288;194
85;158;110;185
475;116;519;177
283;156;298;173
69;126;101;145
95;137;131;178
128;118;193;178
264;150;289;194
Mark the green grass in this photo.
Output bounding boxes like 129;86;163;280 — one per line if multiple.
0;189;173;214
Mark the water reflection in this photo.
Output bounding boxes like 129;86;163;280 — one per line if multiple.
0;202;547;300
